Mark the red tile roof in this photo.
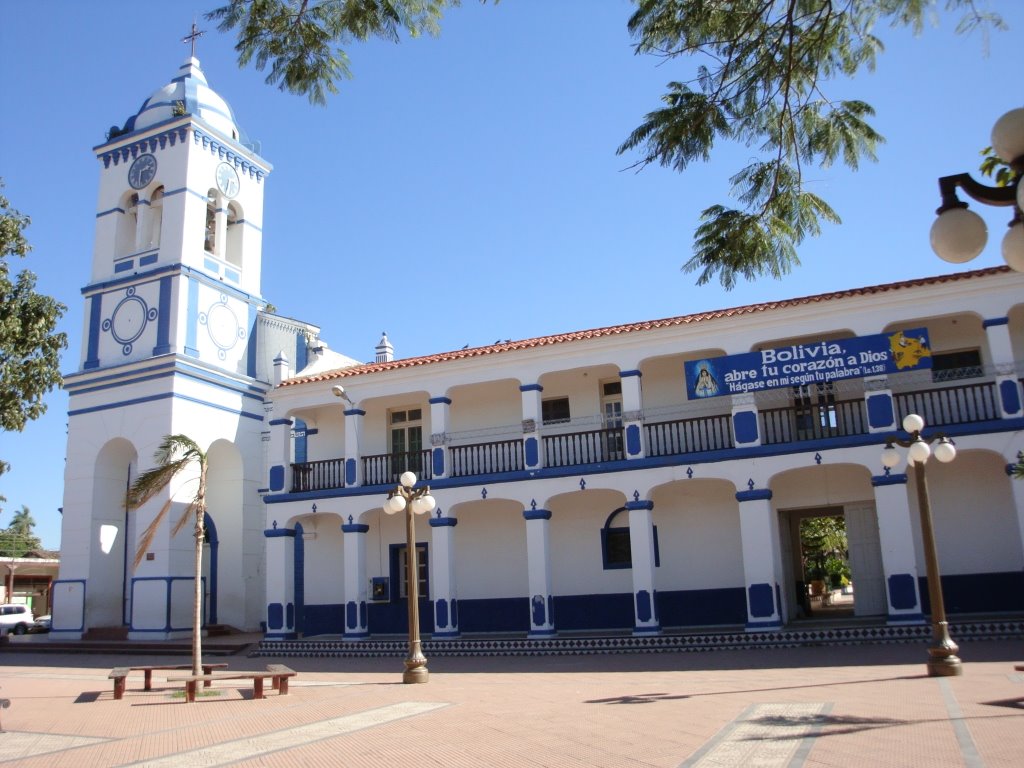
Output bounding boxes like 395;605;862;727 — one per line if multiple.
280;266;1010;388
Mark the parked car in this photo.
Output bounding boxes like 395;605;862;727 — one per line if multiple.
31;614;51;633
0;604;35;635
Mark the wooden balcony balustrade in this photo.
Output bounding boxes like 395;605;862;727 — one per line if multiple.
361;449;433;487
450;438;524;477
542;427;625;468
759;397;868;445
645;413;734;457
286;381;1015;492
290;458;345;492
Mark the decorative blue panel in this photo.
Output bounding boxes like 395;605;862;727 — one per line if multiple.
888;573;918;609
733;411;758;444
345;458;357;486
866;392;895;429
84;294;102;368
267;602;283;630
999;379;1021;414
531;595;546;626
524;436;539;467
626;424;641;456
635;590;652;622
748;583;774;617
154;276;173;355
286;602;294;629
346;600;358;629
433;446;445;476
359;601;367;628
451;599;458;627
269;464;285;491
436;598;449;628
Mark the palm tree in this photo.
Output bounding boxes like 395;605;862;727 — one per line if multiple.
127;435;208;676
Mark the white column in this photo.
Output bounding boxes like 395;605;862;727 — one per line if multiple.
984;319;1023;418
872;474;924;624
1006;460;1024;569
523;505;554;637
737;489;783;630
343;408;365;486
520;384;544;471
264;526;296;639
620;370;647;459
267;353;293;493
341;519;369;639
428;512;459;638
429;396;452;480
627;499;660;634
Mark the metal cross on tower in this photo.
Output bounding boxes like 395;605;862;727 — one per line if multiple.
182;21;206;57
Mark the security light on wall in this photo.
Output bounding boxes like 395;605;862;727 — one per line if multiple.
331;385;354;405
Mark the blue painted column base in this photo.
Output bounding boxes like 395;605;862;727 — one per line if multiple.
264;631;298;640
745;619;783;632
886;612;926;626
633;624;662;636
528;628;557;639
433;629;462;639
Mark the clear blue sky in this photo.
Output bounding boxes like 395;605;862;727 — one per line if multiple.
1;1;1020;549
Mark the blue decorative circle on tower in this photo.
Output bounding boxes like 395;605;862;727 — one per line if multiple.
199;293;246;360
101;286;158;355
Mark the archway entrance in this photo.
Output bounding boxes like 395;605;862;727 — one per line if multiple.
781;504;886;621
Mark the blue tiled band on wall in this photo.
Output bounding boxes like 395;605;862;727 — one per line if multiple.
733;410;758;443
736;488;772;502
341;523;369;534
519;384;543;392
999;378;1021;414
620;370;642;378
429;396;452;405
866;392;895;429
887;573;918;610
85;294;102;369
153;275;173;354
428;517;458;528
871;473;908;487
523;508;552;521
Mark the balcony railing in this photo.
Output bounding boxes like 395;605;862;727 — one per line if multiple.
361;449;433;487
760;397;868;445
286;381;1014;493
645;413;734;457
543;427;624;468
450;438;524;477
290;458;345;492
894;382;998;427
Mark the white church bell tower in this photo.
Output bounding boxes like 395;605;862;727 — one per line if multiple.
53;45;273;640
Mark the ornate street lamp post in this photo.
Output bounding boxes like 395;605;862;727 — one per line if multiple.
383;470;436;684
881;414;961;677
930;107;1024;270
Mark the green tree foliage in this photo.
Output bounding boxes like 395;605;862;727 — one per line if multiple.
208;0;481;105
210;1;1004;289
0;180;68;475
618;0;1004;288
127;435;209;675
0;505;43;557
800;515;850;587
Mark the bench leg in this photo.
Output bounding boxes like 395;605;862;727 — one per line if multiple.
202;666;214;687
253;678;264;699
144;670;154;691
185;681;197;704
278;677;289;695
113;678;126;701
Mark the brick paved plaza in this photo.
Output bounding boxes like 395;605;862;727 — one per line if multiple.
0;638;1022;766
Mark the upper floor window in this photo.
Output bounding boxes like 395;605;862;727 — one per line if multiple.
389;408;424;478
116;192;139;257
204;190;217;254
542;397;570;425
931;349;983;382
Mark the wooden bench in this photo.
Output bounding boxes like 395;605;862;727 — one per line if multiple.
166;665;297;703
108;663;228;700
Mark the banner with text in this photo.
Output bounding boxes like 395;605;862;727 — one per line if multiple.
684;328;932;399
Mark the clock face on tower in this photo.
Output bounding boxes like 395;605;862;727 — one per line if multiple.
128;154;157;189
216;162;240;198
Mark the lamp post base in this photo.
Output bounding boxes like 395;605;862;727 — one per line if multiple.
403;660;429;684
926;621;962;677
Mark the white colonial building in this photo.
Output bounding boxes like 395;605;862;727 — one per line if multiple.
53;57;1024;644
